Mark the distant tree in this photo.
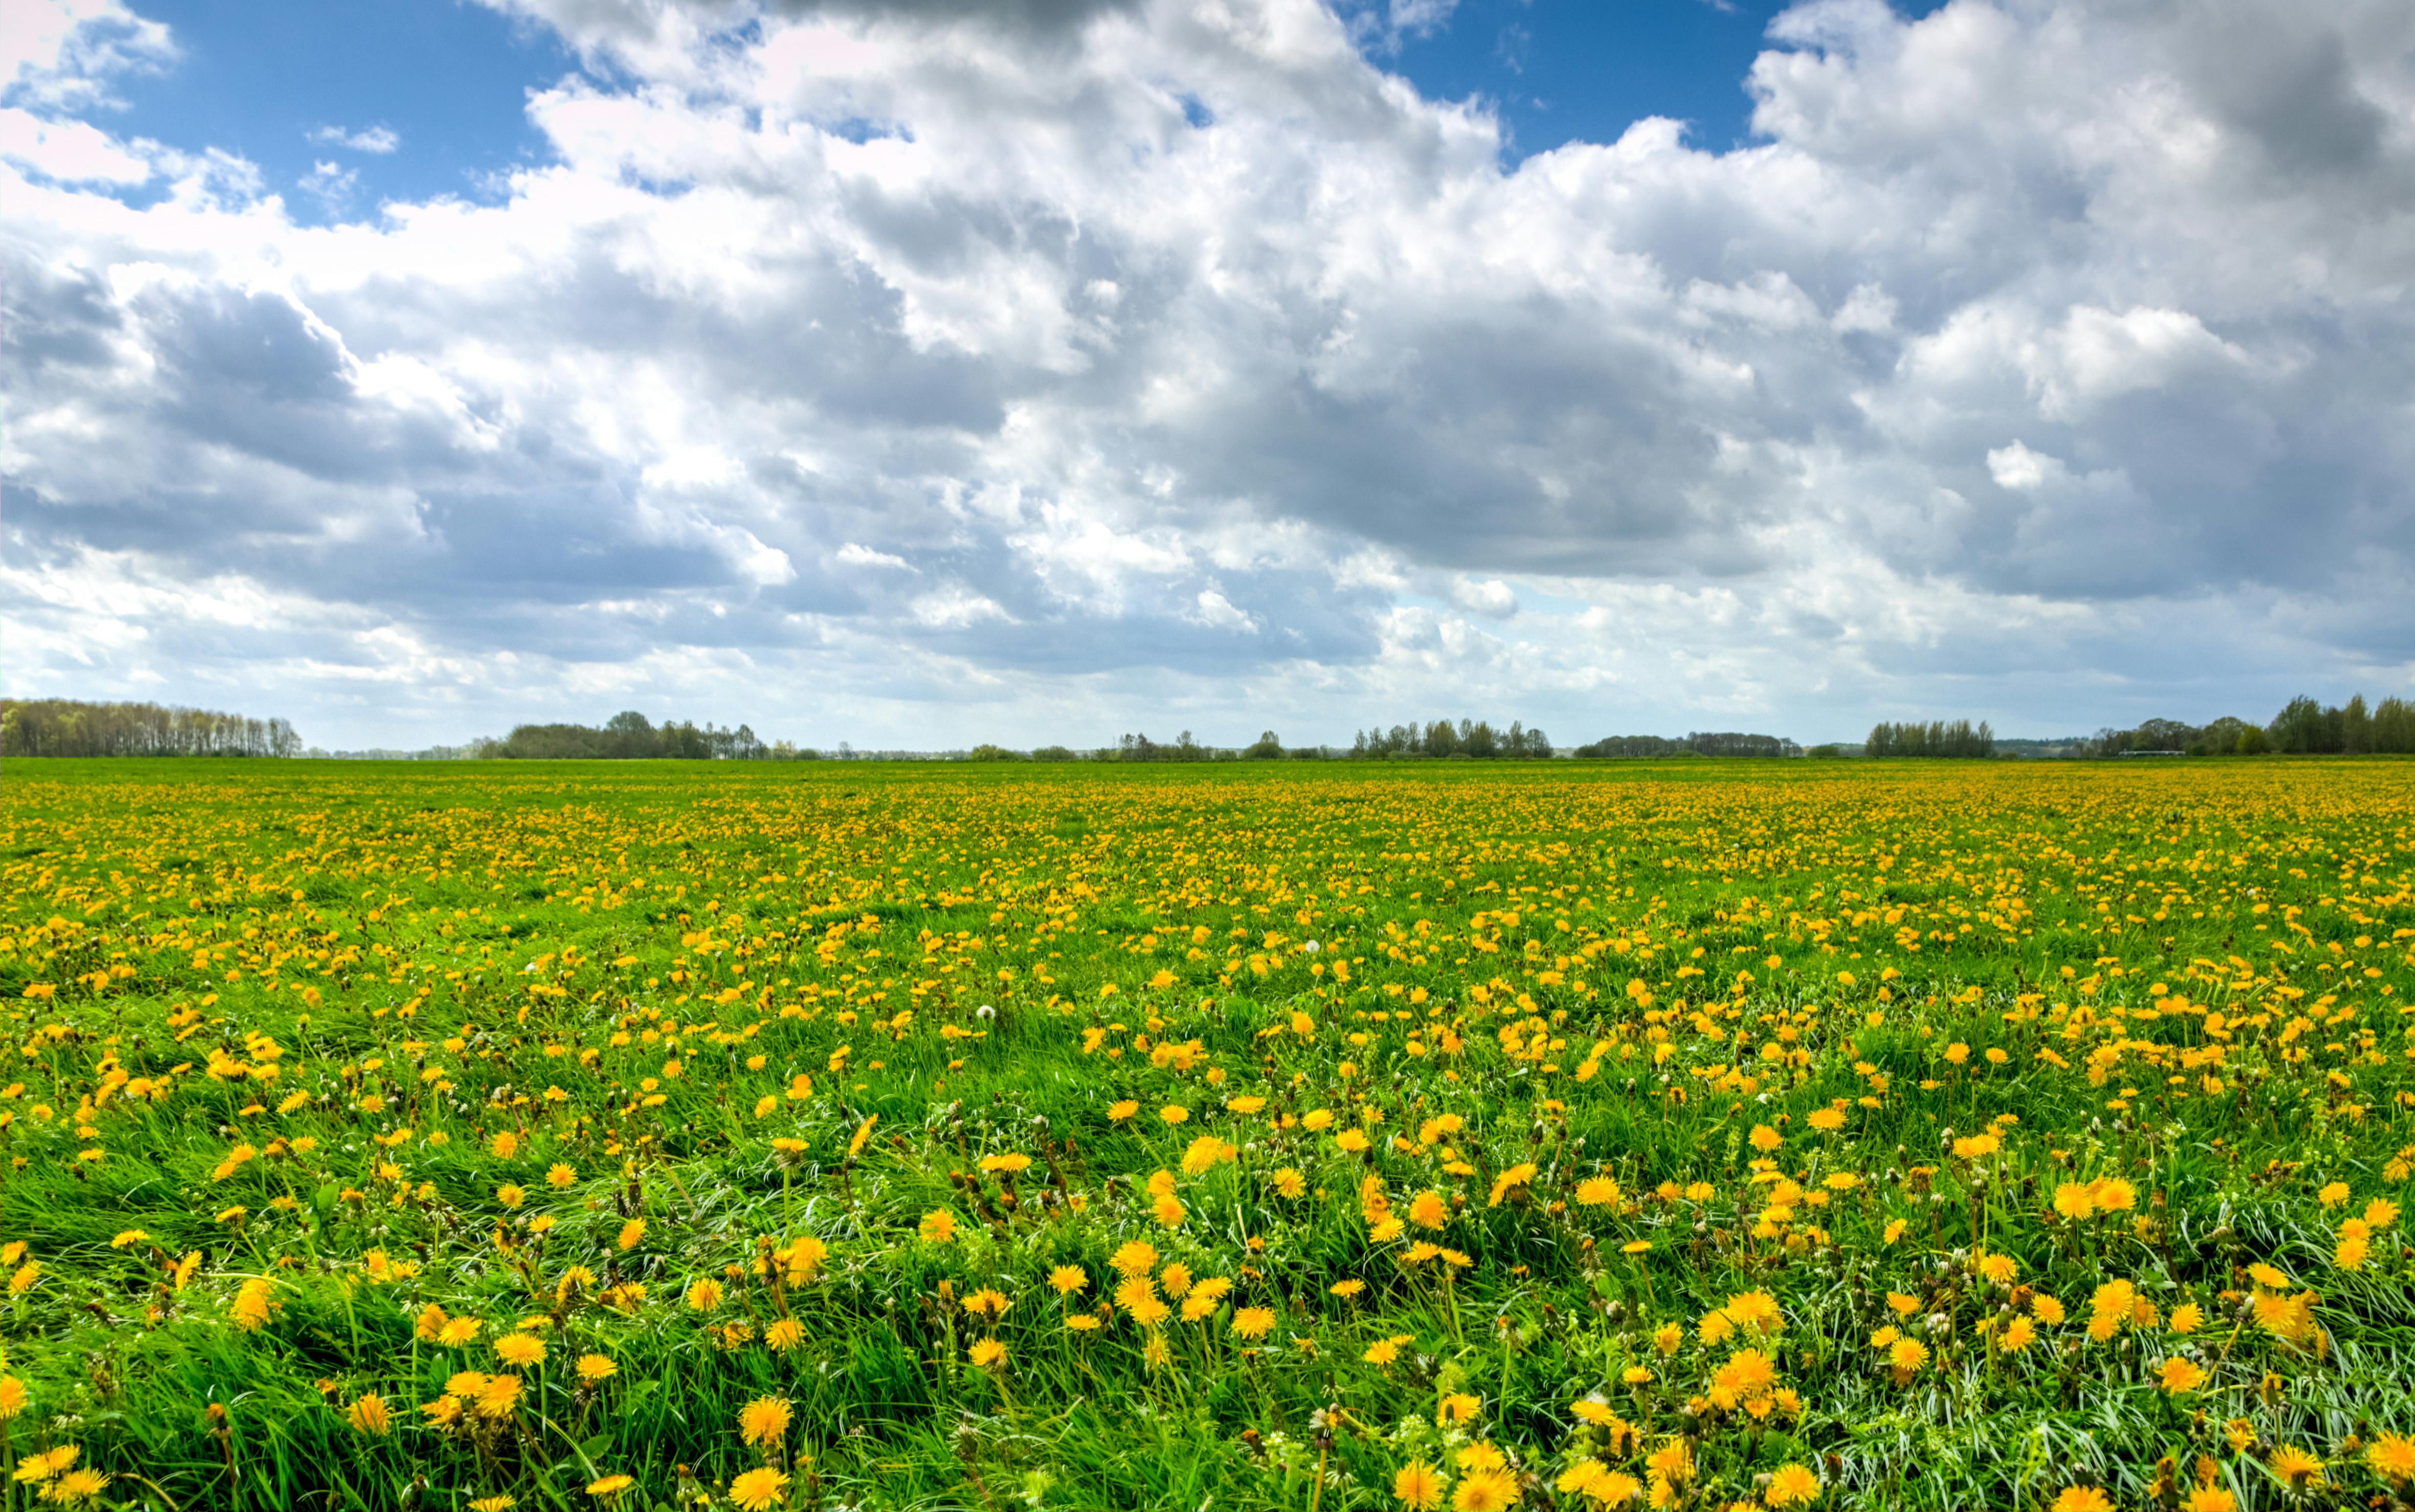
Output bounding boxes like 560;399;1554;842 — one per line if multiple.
1031;746;1078;761
2192;717;2250;755
1245;730;1284;760
2268;696;2337;754
2375;697;2415;753
1;699;301;758
1459;719;1498;758
1864;721;1988;758
2236;725;2270;754
2343;694;2372;754
603;710;657;757
1423;719;1460;758
1574;735;1684;758
965;744;1026;761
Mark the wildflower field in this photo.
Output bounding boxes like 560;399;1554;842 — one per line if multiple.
3;757;2414;1512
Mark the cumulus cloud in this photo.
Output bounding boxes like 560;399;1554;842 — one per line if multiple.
4;0;2412;747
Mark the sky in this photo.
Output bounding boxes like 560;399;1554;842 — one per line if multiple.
3;0;2410;752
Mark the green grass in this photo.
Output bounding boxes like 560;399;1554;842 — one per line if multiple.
0;756;2409;1511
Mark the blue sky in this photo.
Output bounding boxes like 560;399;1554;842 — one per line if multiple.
107;0;578;213
1383;0;1944;157
5;0;2410;750
99;0;1951;220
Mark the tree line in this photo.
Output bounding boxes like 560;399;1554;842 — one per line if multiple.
1;699;301;758
2083;695;2415;757
1863;720;1995;758
1573;731;1802;759
1350;719;1555;758
482;712;817;760
971;721;1561;761
970;732;1327;761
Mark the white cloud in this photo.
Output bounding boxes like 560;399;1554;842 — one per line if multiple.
1189;588;1260;633
2;0;173;111
0;105;148;180
4;0;2412;749
836;541;915;571
298;157;358;207
308;124;400;153
1985;441;2054;491
1450;576;1518;619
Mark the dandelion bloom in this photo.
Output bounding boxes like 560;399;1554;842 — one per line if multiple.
347;1394;391;1435
1232;1306;1276;1339
1887;1337;1928;1381
586;1475;636;1498
231;1276;275;1332
963;1287;1009;1319
2157;1357;2206;1394
765;1318;804;1351
2050;1490;2113;1512
495;1333;546;1367
1645;1439;1692;1484
1049;1265;1089;1296
0;1376;26;1419
738;1395;793;1447
616;1218;646;1252
2181;1488;2234;1512
1765;1462;1820;1506
729;1467;788;1512
1450;1468;1517;1511
2367;1435;2415;1482
1158;1104;1189;1125
969;1338;1007;1369
1393;1461;1446;1510
474;1374;522;1420
2267;1445;2322;1488
919;1210;958;1244
1110;1241;1159;1276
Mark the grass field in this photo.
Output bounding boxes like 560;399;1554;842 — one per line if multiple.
2;756;2413;1512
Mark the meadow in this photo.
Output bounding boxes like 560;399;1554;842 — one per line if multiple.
1;756;2412;1512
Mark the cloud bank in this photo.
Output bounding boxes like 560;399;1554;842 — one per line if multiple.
4;0;2411;746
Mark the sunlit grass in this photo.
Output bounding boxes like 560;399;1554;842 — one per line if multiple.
0;756;2409;1511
